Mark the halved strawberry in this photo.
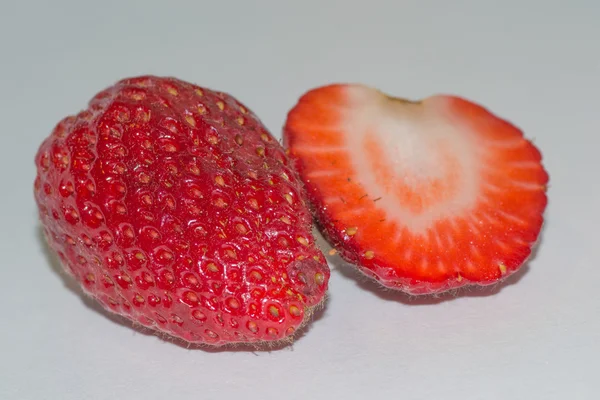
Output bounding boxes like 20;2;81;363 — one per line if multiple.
283;84;548;294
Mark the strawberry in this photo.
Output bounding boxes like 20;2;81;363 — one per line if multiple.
34;76;329;346
283;84;548;295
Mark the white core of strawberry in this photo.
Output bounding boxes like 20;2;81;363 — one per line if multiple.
338;85;481;234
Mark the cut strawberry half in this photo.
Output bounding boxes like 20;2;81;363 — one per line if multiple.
283;84;548;295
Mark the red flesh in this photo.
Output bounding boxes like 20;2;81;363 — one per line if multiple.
284;84;548;294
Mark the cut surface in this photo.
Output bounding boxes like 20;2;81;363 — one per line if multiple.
284;84;548;294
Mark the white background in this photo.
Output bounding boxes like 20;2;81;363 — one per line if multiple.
1;1;598;399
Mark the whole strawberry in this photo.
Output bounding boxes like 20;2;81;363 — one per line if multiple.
34;76;329;346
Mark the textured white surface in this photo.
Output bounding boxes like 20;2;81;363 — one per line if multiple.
1;1;598;399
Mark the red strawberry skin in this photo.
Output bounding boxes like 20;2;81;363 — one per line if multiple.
283;84;548;295
34;76;329;346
